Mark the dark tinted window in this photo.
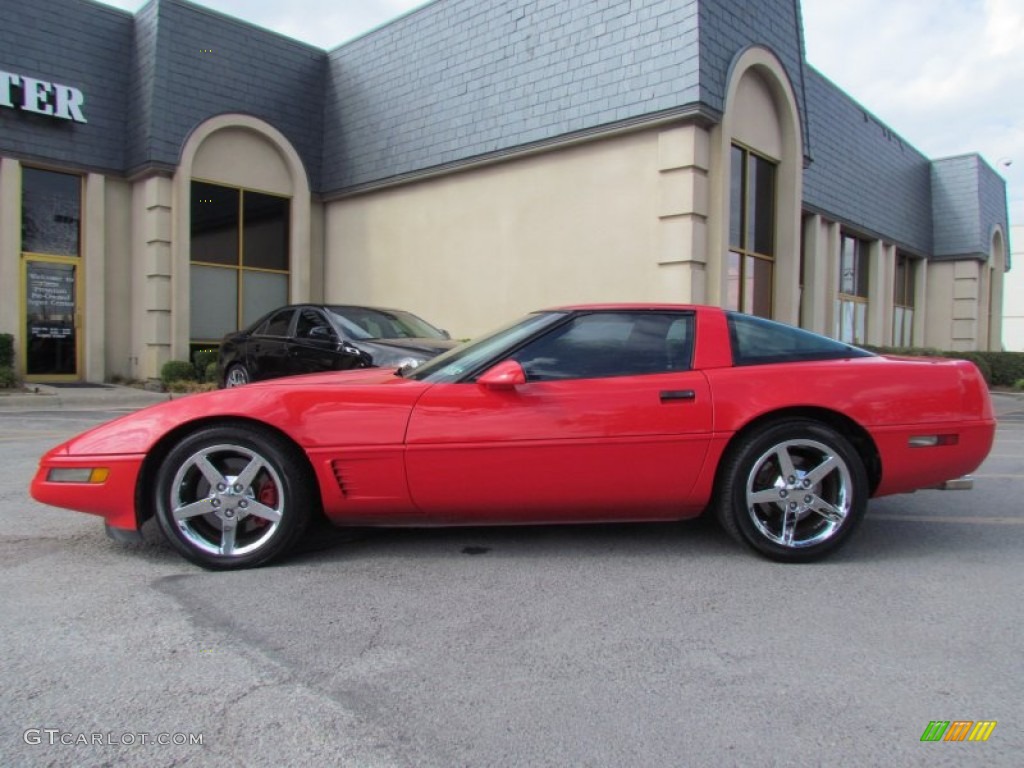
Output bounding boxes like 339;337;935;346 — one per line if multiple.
326;307;445;340
243;192;289;270
191;182;239;265
512;312;694;381
22;168;81;257
257;309;294;337
727;312;873;366
295;308;334;340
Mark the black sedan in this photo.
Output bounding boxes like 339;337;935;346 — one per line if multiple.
217;304;458;387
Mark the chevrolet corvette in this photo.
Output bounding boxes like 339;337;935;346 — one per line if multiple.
31;305;996;569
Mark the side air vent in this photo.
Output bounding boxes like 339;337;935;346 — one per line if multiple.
330;461;348;498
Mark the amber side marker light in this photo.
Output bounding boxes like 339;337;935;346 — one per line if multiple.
46;468;110;483
909;435;959;448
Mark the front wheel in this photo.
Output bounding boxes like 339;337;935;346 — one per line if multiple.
154;425;313;569
716;420;868;562
225;364;250;388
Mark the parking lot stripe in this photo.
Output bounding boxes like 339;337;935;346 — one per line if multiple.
869;514;1023;525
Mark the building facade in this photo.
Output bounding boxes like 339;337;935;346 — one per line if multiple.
1005;224;1024;352
0;0;1011;382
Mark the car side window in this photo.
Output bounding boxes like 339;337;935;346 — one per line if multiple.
260;309;294;338
295;309;336;341
511;312;694;381
726;311;874;365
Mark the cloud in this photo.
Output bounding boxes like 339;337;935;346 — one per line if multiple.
802;0;1024;215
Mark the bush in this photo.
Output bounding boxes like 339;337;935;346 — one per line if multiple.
1014;379;1024;392
863;344;1024;388
974;351;1024;388
166;380;217;394
0;365;17;389
192;348;219;382
160;359;197;386
0;333;13;369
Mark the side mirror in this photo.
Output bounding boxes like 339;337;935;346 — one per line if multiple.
477;360;526;390
309;326;334;341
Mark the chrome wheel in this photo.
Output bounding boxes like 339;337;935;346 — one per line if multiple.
154;425;313;569
745;438;852;548
225;365;249;387
716;420;868;562
170;444;284;557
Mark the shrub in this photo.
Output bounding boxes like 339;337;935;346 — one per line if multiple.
192;348;219;382
0;365;17;389
160;359;197;386
1014;379;1024;392
975;351;1024;388
166;380;217;394
204;361;219;383
0;333;13;369
863;344;1024;388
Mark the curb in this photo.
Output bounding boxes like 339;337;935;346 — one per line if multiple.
0;384;174;411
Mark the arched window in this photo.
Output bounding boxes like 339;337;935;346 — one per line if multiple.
189;180;290;356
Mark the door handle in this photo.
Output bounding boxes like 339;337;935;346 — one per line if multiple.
660;389;696;402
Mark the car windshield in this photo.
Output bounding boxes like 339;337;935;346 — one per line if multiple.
405;311;569;383
325;306;446;340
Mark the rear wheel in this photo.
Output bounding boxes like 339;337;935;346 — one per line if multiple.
225;364;250;387
154;425;313;569
716;420;868;562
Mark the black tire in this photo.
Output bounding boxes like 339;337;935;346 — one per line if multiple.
225;364;250;388
154;424;313;569
715;419;868;563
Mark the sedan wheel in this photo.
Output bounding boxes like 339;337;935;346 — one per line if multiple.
154;425;313;569
716;420;868;562
225;364;250;387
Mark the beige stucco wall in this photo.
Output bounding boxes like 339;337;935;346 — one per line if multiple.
102;177;133;379
325;126;711;338
1005;224;1024;351
925;260;981;351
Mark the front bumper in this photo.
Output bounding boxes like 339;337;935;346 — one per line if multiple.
31;453;145;531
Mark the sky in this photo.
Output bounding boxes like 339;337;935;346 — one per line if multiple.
94;0;1023;338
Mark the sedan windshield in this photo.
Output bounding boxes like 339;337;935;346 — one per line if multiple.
405;312;568;383
326;306;447;340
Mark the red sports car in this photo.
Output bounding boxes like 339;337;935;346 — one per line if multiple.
31;305;995;569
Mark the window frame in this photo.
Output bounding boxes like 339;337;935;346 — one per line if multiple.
835;232;871;345
892;252;916;347
728;143;777;319
189;179;291;349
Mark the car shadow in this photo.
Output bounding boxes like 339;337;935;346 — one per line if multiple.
289;514;734;566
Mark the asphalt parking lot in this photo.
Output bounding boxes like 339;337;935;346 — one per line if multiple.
0;389;1022;767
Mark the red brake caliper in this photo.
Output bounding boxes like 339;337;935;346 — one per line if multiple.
251;479;279;528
